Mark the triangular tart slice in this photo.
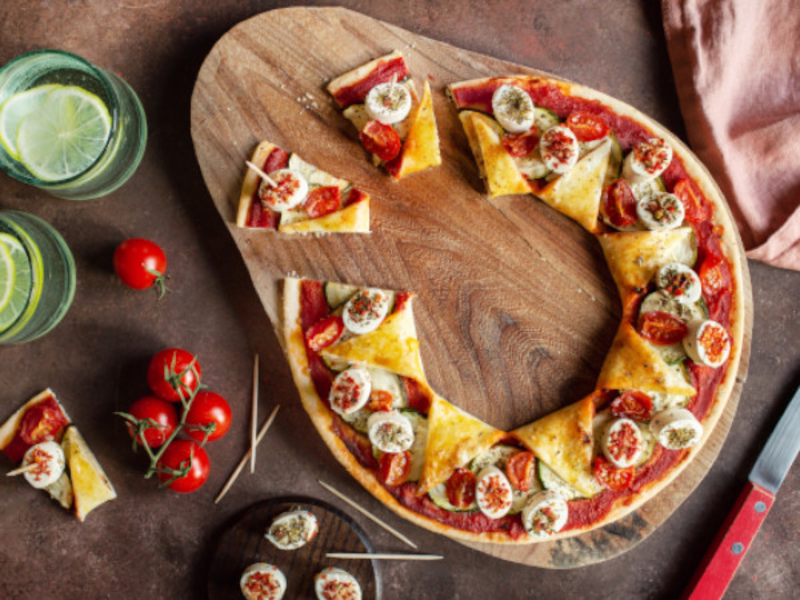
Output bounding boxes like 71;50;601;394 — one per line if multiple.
597;321;696;395
385;81;442;180
459;110;530;198
598;227;696;294
535;139;612;232
511;395;602;498
321;299;427;383
417;395;505;495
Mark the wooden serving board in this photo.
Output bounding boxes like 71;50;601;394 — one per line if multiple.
208;497;379;599
190;7;752;568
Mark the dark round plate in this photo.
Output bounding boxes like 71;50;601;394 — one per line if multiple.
208;496;380;599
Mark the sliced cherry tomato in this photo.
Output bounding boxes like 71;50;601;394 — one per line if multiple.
593;456;635;491
446;467;477;509
501;130;540;157
304;186;342;218
403;377;432;414
639;311;689;345
305;315;344;353
566;111;611;142
506;451;536;492
18;402;69;448
184;391;232;443
673;178;708;224
366;390;393;412
379;450;412;486
699;252;724;301
147;348;202;402
113;238;168;296
610;390;653;421
602;179;638;228
156;439;210;493
359;120;402;161
126;396;178;448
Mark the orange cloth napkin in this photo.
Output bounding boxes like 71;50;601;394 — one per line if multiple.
663;0;800;270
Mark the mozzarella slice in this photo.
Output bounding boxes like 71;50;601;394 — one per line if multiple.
650;408;703;450
367;410;414;453
602;418;644;468
656;262;702;304
240;563;287;600
622;137;673;184
683;319;731;368
22;441;65;489
258;169;308;212
343;288;391;335
636;192;685;231
329;366;372;416
491;84;535;133
315;567;362;600
521;490;568;539
475;466;514;519
365;81;412;125
539;125;580;174
265;509;319;550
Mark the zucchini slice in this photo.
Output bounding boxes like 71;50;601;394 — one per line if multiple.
428;482;478;513
537;461;586;501
534;107;560;132
324;282;358;309
514;148;550;180
400;409;428;482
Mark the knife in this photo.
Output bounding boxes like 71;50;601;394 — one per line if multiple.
682;383;800;599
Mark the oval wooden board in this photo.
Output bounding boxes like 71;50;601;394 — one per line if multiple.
190;6;752;568
208;496;379;599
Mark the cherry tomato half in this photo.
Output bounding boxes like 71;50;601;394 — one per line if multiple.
184;391;232;443
366;390;393;412
156;439;210;493
113;238;167;294
446;467;477;509
359;120;402;162
379;450;412;486
506;451;536;492
566;111;611;142
638;311;689;346
501;130;540;158
126;396;178;448
602;179;638;228
673;178;708;224
610;390;653;422
305;315;344;353
304;186;342;219
593;456;634;491
147;348;202;402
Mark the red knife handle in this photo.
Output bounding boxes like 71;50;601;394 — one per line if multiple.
682;482;775;600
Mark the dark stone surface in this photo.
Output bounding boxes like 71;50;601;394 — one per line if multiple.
0;1;797;598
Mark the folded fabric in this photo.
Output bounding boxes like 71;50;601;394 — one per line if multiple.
663;0;800;270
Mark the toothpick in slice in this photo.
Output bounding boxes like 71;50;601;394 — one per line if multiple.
6;463;36;477
246;160;278;188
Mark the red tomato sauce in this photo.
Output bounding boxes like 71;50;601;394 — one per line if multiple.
331;416;378;470
3;394;71;463
331;55;409;108
245;148;289;229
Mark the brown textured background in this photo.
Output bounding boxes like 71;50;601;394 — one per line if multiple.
0;1;797;598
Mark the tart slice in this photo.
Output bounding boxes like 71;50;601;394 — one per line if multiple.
327;51;441;180
236;141;370;233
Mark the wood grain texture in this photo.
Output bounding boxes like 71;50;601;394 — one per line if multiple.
208;497;378;599
190;6;752;568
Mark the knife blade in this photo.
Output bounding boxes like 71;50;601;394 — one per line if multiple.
683;383;800;599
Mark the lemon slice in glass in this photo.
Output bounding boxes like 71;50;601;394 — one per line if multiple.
0;84;61;159
0;232;32;333
16;86;112;182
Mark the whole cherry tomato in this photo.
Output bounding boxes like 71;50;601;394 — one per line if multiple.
156;439;210;493
147;348;202;402
184;391;232;443
126;396;178;448
113;238;168;297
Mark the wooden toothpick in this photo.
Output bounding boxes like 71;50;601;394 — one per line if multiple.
250;353;259;474
246;161;278;187
326;552;442;561
6;463;36;477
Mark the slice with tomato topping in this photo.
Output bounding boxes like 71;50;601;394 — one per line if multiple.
379;450;412;486
304;186;342;219
359;120;402;162
593;456;635;491
601;179;638;229
445;467;477;509
305;315;344;352
610;390;653;422
639;311;689;346
506;451;536;492
566;111;610;142
501;130;540;158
